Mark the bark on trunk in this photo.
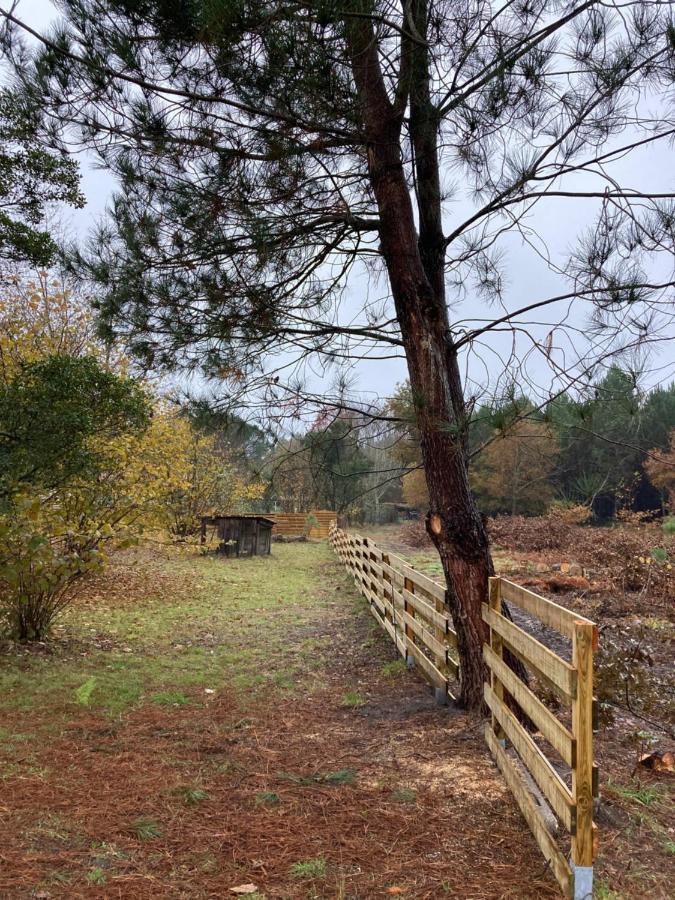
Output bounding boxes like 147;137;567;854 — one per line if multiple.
345;6;491;708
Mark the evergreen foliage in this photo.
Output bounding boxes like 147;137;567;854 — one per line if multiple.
0;92;83;265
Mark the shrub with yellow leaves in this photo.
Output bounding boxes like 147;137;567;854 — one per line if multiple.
0;275;264;639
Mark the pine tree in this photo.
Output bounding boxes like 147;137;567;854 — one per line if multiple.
4;1;675;705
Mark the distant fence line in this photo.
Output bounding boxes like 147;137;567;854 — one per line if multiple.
329;524;598;900
266;510;335;539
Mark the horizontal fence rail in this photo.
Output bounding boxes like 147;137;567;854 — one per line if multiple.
329;526;598;899
267;510;335;538
329;525;459;702
484;577;598;900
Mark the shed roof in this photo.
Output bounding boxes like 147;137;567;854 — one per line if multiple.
202;514;275;526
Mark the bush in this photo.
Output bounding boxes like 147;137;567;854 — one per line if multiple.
549;501;591;525
398;520;431;548
0;500;103;640
488;514;573;551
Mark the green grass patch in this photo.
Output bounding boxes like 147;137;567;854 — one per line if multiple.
290;857;326;878
132;818;162;840
151;691;190;706
277;768;356;787
0;543;336;724
340;690;365;708
75;676;98;706
595;879;622;899
174;786;209;805
86;867;107;885
381;659;407;679
606;781;663;807
391;787;417;804
322;768;356;786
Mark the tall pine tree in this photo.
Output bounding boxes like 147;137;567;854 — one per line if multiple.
3;1;675;705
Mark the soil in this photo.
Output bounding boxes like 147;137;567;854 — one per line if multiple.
1;523;673;899
0;545;561;899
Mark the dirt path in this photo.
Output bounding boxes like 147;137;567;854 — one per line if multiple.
0;545;561;899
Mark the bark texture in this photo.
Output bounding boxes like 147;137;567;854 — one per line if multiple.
345;4;491;708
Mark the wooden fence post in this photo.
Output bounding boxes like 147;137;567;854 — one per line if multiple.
488;576;506;745
572;620;595;900
381;552;396;649
433;591;449;706
403;574;415;668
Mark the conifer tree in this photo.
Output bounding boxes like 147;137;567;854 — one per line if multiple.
3;0;674;705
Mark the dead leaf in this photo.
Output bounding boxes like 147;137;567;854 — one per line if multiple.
639;751;674;772
386;889;405;896
230;885;258;895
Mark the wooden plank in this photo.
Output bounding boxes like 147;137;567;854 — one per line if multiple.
402;588;454;635
395;607;459;676
483;644;576;767
396;606;445;656
363;585;385;615
482;604;576;701
380;560;405;588
489;577;505;741
485;726;573;898
405;638;447;690
484;683;576;833
403;575;415;649
384;553;447;602
572;621;595;865
432;587;449;673
500;579;598;646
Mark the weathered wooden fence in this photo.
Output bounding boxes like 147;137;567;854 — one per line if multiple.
329;525;598;900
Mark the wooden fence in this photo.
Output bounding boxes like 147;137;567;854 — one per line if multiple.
266;510;335;539
329;525;459;702
329;525;598;900
484;577;598;899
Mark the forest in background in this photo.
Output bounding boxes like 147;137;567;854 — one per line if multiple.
263;370;675;523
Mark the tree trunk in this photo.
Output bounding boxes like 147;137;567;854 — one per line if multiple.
345;7;490;708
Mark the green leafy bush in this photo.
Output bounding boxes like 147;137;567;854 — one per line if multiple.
0;498;103;640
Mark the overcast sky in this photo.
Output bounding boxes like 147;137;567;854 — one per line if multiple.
6;0;675;410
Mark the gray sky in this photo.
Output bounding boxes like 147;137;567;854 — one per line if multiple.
7;0;675;411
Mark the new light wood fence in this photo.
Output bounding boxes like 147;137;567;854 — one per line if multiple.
329;525;459;701
267;509;335;539
329;525;598;900
484;577;598;899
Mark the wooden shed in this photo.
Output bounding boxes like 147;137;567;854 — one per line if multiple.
200;515;275;558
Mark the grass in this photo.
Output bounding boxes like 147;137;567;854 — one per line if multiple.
322;768;357;785
381;659;407;679
86;867;107;885
174;786;209;805
595;879;623;899
391;787;417;804
132;818;162;840
277;768;357;787
340;689;365;708
0;543;336;725
75;676;97;706
151;690;190;706
605;781;664;807
290;857;327;879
